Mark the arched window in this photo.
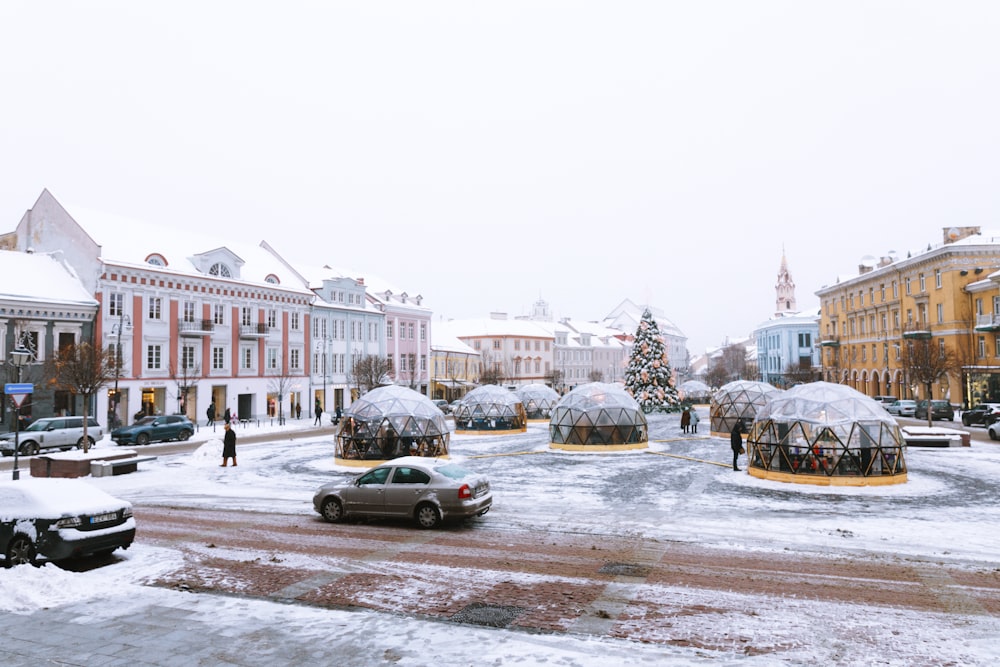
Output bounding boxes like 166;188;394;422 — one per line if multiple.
209;263;232;278
265;274;280;285
145;253;167;266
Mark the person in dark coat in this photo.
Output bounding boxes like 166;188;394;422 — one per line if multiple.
335;405;343;425
295;402;301;419
730;421;744;471
680;407;691;433
224;407;232;425
221;422;237;467
314;399;323;426
206;401;216;427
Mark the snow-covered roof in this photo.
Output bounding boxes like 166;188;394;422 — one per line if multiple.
601;298;686;339
430;322;479;355
443;316;554;339
0;250;98;307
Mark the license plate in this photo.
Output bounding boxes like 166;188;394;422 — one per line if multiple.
90;512;117;524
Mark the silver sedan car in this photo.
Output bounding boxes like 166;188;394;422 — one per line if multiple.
313;456;492;529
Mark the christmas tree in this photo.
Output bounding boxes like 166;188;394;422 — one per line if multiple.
624;309;679;413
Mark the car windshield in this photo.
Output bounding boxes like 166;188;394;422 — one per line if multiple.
23;421;49;432
136;417;158;425
435;463;473;480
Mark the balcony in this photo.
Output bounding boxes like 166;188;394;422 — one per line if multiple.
819;335;840;347
975;314;1000;332
179;319;215;337
239;323;270;339
902;326;932;340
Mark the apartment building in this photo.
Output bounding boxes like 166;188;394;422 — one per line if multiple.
815;226;1000;406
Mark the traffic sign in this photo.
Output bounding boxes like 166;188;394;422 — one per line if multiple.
4;383;33;394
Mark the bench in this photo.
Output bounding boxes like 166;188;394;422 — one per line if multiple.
91;455;158;477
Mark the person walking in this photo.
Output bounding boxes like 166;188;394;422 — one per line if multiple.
680;407;691;434
730;421;744;471
335;405;343;425
221;422;237;467
314;399;323;426
224;406;232;425
206;401;216;427
690;409;700;433
295;402;302;419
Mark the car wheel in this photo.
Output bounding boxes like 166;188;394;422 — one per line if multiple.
6;535;37;568
320;497;344;523
962;416;971;426
21;441;39;456
178;429;192;441
415;503;441;529
77;436;95;449
991;428;999;441
136;433;150;446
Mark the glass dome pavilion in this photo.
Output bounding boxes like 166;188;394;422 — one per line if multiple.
710;380;784;436
549;382;648;450
335;385;450;464
515;383;561;420
679;380;712;404
452;384;527;433
747;381;907;486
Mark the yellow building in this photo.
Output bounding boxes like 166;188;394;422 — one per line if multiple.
816;227;1000;407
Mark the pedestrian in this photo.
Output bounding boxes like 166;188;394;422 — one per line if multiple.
224;406;231;425
335;405;343;425
295;402;302;419
690;409;700;433
680;407;691;433
206;401;216;427
730;421;744;471
221;422;237;467
314;399;323;426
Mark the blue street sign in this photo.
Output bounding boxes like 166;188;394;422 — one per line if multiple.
4;383;33;394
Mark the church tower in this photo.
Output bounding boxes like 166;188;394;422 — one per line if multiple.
775;249;797;315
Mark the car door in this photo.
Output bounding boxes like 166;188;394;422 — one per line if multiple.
384;466;432;516
341;466;391;516
42;419;68;450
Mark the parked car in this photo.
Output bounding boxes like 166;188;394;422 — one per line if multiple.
0;416;103;457
111;414;195;446
914;400;955;421
431;399;451;414
886;400;917;418
1;478;135;567
961;403;1000;427
873;395;897;407
987;421;1000;441
313;456;492;529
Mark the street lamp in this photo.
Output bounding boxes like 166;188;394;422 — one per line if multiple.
110;313;132;427
10;345;32;481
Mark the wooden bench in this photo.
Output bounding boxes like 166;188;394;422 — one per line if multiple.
91;455;158;477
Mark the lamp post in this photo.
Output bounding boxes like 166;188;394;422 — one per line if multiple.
10;345;32;481
110;313;132;428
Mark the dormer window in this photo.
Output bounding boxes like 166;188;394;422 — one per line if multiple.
146;253;167;267
264;274;280;285
209;262;232;278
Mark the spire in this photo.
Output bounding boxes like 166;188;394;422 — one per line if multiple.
775;247;797;315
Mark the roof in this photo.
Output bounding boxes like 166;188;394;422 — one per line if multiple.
0;250;98;307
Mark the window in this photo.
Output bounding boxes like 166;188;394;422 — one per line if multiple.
148;297;162;320
387;322;394;339
147;345;162;370
798;333;811;347
937;303;944;324
242;347;253;370
290;348;300;370
919;273;926;292
880;284;886;301
420;323;426;342
182;346;196;370
266;347;278;370
109;292;124;317
213;347;226;370
268;310;276;328
183;301;196;323
979;336;987;358
241;307;252;326
214;304;225;325
905;277;912;295
146;254;166;266
514;340;521;351
408;323;414;340
291;312;299;330
493;339;501;350
209;262;232;277
935;269;942;289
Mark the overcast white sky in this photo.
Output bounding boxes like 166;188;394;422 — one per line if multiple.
3;2;999;355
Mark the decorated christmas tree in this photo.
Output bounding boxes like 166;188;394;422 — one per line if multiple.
623;309;679;413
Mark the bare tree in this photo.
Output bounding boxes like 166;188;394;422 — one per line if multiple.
589;369;604;382
545;368;564;392
45;342;116;453
169;357;201;418
901;335;962;426
348;355;392;395
266;362;297;424
478;351;507;386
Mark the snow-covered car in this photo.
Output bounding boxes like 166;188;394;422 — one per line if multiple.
885;400;917;418
111;414;195;445
0;478;135;567
313;456;492;529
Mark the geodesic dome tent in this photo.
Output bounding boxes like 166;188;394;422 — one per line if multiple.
710;380;783;436
453;384;527;433
549;382;648;449
335;385;450;462
515;383;561;420
747;381;907;485
679;380;712;403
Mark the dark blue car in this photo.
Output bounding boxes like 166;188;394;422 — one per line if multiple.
111;415;195;445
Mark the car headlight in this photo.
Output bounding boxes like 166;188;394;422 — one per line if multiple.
56;516;83;528
122;507;133;519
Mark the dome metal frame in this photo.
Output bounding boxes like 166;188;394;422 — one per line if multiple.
549;382;648;450
335;385;450;464
453;384;527;433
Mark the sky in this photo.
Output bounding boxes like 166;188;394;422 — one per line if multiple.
2;3;1000;355
2;413;999;665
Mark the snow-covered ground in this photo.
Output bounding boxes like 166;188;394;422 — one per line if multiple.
2;410;999;665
